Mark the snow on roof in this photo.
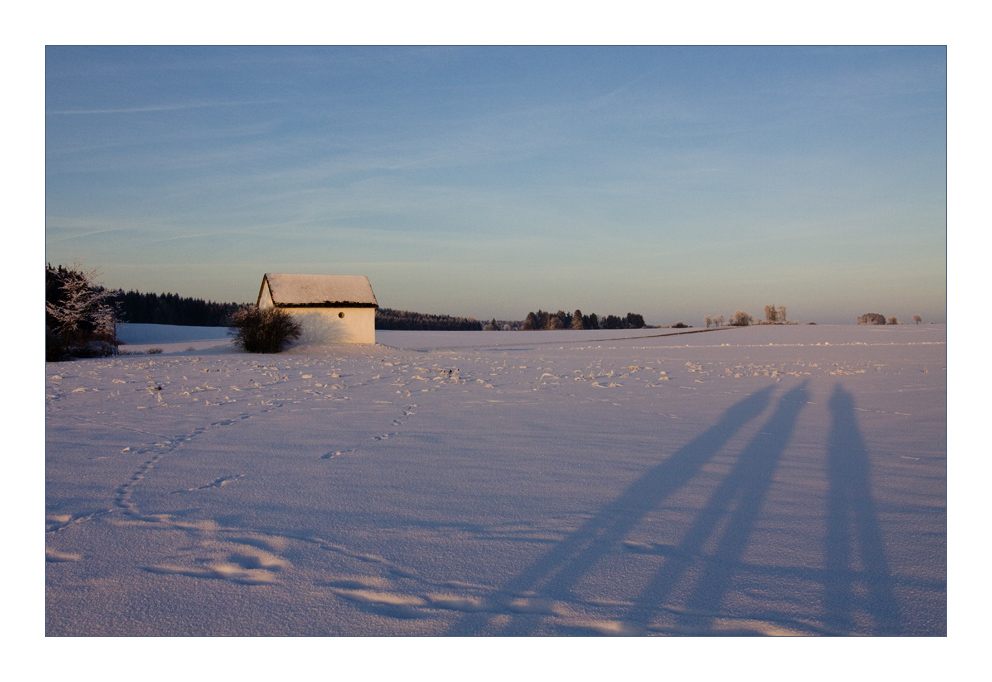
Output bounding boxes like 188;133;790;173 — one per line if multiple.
260;273;379;308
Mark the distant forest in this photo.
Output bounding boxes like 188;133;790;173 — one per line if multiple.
375;308;482;331
113;291;243;327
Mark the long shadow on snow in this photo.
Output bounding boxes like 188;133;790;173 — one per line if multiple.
823;384;903;635
625;383;808;632
630;382;810;633
444;385;776;636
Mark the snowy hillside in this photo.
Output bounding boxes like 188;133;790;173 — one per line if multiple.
46;324;946;636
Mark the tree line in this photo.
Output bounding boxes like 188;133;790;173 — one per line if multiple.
375;308;483;331
515;309;646;331
112;290;243;327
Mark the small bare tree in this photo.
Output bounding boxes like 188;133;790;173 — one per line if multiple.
887;316;899;325
764;304;778;323
713;315;724;327
913;314;922;325
704;315;712;328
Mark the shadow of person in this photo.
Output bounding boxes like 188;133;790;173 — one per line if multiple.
446;385;776;636
624;382;810;633
824;384;902;635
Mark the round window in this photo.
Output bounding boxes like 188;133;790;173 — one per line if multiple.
338;312;345;318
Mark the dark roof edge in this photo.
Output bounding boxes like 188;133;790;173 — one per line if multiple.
275;302;380;309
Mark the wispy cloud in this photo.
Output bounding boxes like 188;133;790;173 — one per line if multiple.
46;99;281;116
45;225;127;243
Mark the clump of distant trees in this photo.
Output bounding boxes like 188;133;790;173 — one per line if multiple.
729;310;753;326
760;305;789;324
705;311;753;327
518;309;645;330
704;305;801;328
858;313;928;325
858;313;903;325
375;308;482;331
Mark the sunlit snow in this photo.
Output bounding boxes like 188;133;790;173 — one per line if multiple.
46;324;946;636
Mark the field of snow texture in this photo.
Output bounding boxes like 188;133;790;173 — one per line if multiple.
46;323;946;636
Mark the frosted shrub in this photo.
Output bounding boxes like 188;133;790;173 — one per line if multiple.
857;313;886;325
729;311;753;326
228;306;302;353
46;262;119;360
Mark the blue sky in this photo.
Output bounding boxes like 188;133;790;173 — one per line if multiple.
45;46;946;324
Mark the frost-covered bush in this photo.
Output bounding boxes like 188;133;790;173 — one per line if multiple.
729;311;753;326
857;313;886;325
228;306;302;353
886;316;899;325
46;263;120;361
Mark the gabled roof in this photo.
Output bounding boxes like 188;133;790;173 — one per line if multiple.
258;274;379;308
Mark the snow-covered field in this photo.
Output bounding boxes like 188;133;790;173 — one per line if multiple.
46;323;945;637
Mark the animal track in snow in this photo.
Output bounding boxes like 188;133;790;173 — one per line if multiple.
320;449;353;460
170;474;246;494
318;404;418;460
